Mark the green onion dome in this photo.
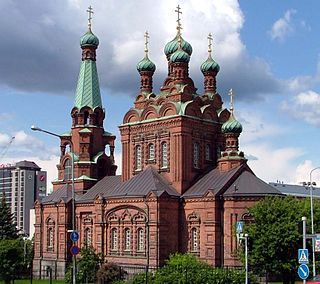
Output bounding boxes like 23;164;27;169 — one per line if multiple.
170;49;190;63
137;56;156;72
164;35;192;57
221;114;242;134
201;55;220;74
80;30;99;47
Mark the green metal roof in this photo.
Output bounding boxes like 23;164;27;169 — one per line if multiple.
79;128;92;133
74;60;102;110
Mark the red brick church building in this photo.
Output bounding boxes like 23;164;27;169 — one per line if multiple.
33;7;281;279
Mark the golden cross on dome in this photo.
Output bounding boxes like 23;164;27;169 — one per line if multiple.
208;33;213;55
87;5;94;30
144;31;149;57
175;5;183;36
228;88;234;114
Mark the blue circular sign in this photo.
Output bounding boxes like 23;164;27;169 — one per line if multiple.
70;231;79;242
298;264;309;280
70;245;80;256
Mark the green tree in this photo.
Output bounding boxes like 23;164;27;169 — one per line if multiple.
150;253;256;284
0;195;18;240
245;196;320;284
65;245;102;284
0;239;24;284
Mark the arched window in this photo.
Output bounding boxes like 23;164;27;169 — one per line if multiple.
191;227;199;252
84;111;89;125
64;159;72;181
205;144;211;161
137;228;145;252
111;228;118;251
47;227;54;251
148;143;155;160
193;142;200;168
161;142;168;168
135;145;142;170
124;228;131;251
84;227;92;247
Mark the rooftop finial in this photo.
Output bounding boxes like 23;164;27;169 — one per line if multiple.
87;5;94;31
207;33;213;57
228;88;234;115
144;31;150;58
175;5;183;48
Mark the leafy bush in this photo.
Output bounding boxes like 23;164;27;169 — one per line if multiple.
96;262;126;284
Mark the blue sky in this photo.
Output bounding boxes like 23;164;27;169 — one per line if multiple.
1;0;320;190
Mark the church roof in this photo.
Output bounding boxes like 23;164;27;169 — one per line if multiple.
183;166;242;198
223;171;283;197
74;59;102;110
183;165;282;198
40;185;79;204
77;175;122;202
78;167;180;202
106;167;179;198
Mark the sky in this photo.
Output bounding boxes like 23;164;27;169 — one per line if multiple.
1;0;320;192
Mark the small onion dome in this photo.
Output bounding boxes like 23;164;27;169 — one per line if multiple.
200;56;220;74
170;49;190;63
80;30;99;47
137;56;156;72
164;35;193;57
221;114;243;134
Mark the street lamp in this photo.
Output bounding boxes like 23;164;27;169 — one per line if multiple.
303;167;320;278
31;125;76;284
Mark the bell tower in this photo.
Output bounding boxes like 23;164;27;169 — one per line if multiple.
53;7;117;192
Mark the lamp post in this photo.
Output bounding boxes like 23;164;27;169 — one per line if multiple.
31;126;76;284
309;167;320;278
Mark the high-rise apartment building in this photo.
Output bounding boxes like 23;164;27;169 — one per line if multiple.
0;160;47;236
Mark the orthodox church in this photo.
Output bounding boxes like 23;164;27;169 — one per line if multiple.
33;6;281;279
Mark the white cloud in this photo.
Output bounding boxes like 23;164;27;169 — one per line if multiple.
294;160;320;184
281;90;320;127
245;143;304;183
269;9;296;42
238;109;282;144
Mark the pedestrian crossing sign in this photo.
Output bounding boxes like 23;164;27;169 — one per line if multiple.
298;249;309;264
236;221;244;233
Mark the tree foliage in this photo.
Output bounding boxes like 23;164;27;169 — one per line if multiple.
0;195;18;240
65;245;102;284
130;253;257;284
245;196;320;283
96;262;126;284
0;239;24;284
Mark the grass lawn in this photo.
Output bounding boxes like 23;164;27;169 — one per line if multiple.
0;280;65;284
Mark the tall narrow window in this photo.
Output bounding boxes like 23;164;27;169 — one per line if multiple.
124;228;131;251
148;143;155;160
47;227;54;251
84;227;92;246
111;228;118;251
137;228;145;252
161;142;168;168
64;159;72;181
191;228;199;252
205;144;211;161
135;145;142;170
193;143;200;168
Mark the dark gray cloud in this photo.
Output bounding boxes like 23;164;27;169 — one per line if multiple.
0;0;284;102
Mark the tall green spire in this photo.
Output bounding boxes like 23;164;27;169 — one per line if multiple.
74;60;102;110
74;6;102;110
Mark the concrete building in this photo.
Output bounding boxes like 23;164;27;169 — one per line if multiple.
33;8;282;279
0;161;47;236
